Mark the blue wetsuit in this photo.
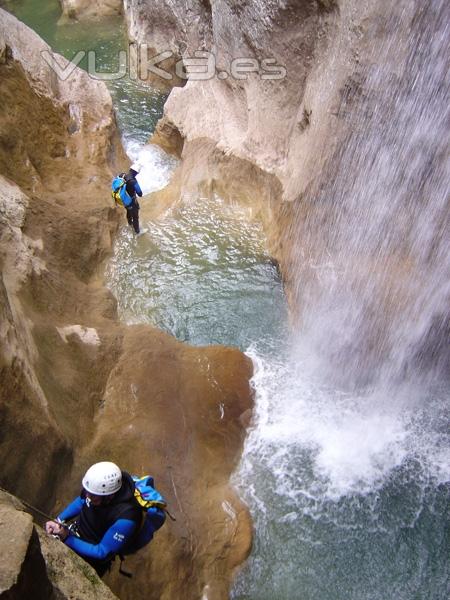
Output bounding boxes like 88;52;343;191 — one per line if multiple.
59;497;137;561
58;472;142;575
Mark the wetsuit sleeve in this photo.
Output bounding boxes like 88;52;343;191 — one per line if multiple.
134;180;143;197
64;519;137;560
57;496;85;521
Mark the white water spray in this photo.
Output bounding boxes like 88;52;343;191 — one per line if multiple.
233;2;450;598
125;141;177;196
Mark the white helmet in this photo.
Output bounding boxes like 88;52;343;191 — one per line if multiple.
130;162;141;174
82;461;122;495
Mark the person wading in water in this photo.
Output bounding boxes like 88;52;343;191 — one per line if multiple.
123;163;143;235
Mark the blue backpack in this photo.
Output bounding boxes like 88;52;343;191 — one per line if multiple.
118;475;175;577
125;475;168;554
111;174;133;207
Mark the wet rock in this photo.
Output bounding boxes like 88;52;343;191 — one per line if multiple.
0;8;254;600
150;114;185;158
0;490;118;599
59;0;123;22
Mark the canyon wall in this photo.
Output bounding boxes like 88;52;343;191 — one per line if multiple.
131;0;449;386
0;8;253;599
126;0;380;292
0;6;125;507
126;0;365;199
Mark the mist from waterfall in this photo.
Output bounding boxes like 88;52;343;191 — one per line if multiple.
233;2;450;598
287;0;449;390
9;0;448;596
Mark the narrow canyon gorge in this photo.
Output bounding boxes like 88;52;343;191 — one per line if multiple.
0;1;448;599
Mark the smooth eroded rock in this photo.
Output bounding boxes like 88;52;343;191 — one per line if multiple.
59;0;123;22
57;327;254;600
0;8;255;599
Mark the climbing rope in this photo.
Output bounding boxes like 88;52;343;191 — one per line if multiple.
0;484;55;522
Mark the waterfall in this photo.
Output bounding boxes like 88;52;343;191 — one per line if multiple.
234;2;450;598
286;0;449;390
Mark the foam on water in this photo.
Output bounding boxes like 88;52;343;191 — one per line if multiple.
233;348;450;599
243;348;449;500
125;141;178;195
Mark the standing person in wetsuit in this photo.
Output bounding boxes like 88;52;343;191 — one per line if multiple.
45;462;142;577
124;163;143;234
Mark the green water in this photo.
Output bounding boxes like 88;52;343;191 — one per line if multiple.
3;0;287;352
5;3;448;600
2;0;166;144
107;195;288;351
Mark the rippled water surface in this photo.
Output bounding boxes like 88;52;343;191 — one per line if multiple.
8;2;449;599
107;195;288;351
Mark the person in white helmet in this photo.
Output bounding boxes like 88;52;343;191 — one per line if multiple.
123;163;143;234
45;462;142;576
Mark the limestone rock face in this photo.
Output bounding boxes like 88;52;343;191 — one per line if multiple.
0;7;125;509
123;0;212;56
59;0;123;21
123;0;213;88
0;8;254;600
150;115;184;158
0;7;126;195
124;0;349;196
0;490;118;599
122;0;389;208
0;175;70;511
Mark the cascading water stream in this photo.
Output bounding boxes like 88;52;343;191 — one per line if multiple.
284;1;449;389
232;1;449;598
6;1;449;598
